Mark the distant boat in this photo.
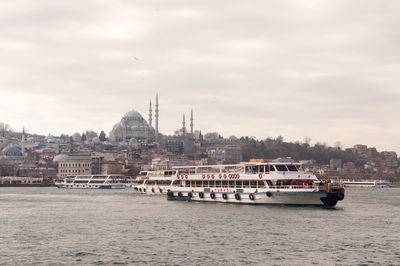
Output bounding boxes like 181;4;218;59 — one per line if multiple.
55;175;134;189
339;179;390;188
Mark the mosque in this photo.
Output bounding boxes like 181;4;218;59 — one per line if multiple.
0;128;26;162
109;94;194;144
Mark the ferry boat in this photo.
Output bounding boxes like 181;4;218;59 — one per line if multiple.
166;162;345;207
340;179;390;188
55;175;134;189
132;170;175;194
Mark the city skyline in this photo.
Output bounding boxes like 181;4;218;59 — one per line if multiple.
1;0;400;153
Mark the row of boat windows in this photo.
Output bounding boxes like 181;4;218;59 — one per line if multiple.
177;180;267;189
144;180;173;185
73;180;128;184
175;165;300;174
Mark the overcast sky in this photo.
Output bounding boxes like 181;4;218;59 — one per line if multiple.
1;0;399;152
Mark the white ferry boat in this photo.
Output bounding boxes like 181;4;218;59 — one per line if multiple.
166;162;345;207
340;179;390;188
132;170;175;195
55;175;134;189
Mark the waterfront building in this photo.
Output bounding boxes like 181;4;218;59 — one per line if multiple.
0;176;44;185
206;144;243;164
330;159;342;170
101;161;123;175
381;151;398;168
54;153;91;178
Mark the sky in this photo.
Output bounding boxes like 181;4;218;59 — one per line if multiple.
1;0;399;153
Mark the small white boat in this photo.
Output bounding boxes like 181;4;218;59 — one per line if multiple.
55;175;134;189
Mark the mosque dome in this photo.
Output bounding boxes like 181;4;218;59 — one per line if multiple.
122;110;145;122
109;109;155;143
72;132;81;141
1;146;22;157
53;154;69;162
92;137;101;143
129;138;139;146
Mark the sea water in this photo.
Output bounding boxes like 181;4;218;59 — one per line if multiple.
1;187;399;265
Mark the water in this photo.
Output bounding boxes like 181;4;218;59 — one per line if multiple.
1;188;399;265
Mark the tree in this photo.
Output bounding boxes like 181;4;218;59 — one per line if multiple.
0;122;11;137
303;136;312;146
99;130;106;141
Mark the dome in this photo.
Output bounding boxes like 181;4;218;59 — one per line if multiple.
53;154;69;162
72;132;81;141
1;146;22;156
92;137;101;143
122;110;144;121
129;138;139;145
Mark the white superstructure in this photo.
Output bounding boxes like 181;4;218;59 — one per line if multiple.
132;170;175;195
166;162;345;207
55;175;134;189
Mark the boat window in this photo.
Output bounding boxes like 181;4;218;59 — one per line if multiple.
197;167;220;173
243;181;250;188
228;181;235;187
296;165;303;171
269;165;275;171
216;181;221;187
286;165;298;172
250;181;257;188
245;165;258;173
195;181;202;187
209;180;215;187
266;180;273;187
275;165;288;171
185;181;190;187
258;165;265;173
235;180;242;188
222;165;243;173
258;181;265;188
222;181;228;188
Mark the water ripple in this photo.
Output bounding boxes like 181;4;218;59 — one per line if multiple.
0;187;399;265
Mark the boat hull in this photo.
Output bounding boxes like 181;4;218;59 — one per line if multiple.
167;190;343;207
133;185;170;195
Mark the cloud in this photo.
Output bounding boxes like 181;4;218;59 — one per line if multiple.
1;0;399;153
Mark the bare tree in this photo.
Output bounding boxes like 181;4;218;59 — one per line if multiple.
334;141;343;150
0;122;11;137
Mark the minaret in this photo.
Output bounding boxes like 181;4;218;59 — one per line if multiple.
182;113;186;136
155;93;159;140
148;100;152;127
122;122;127;142
190;109;194;135
21;127;26;159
